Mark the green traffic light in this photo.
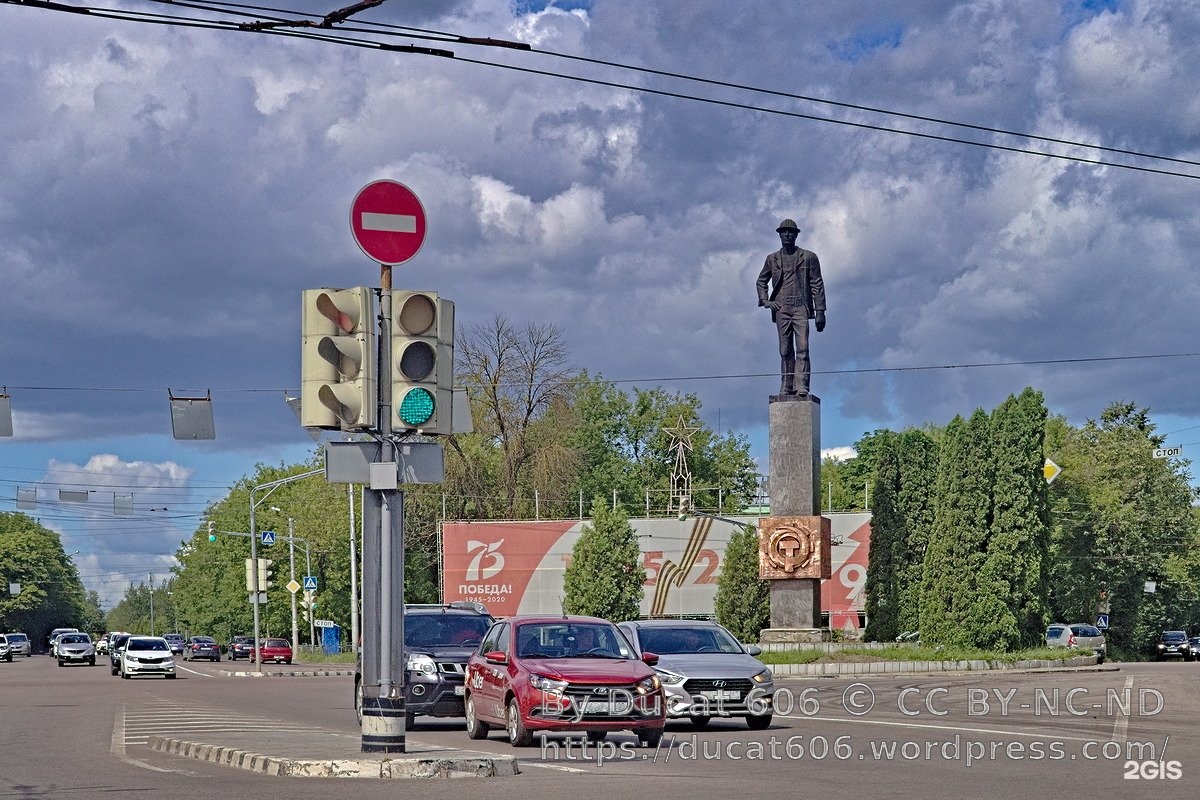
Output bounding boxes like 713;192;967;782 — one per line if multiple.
398;387;435;426
208;534;217;542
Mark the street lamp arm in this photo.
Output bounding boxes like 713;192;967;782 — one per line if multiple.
680;509;759;530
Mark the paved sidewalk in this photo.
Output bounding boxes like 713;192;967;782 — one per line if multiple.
146;729;519;779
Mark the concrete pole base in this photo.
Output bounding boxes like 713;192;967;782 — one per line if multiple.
361;696;406;753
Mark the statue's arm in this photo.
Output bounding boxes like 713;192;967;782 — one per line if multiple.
809;252;827;313
756;256;773;306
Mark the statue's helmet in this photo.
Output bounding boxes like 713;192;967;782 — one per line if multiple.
776;218;799;232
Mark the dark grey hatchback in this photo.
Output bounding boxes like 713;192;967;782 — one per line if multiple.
183;636;221;661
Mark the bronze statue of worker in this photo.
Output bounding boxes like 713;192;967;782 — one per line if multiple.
756;218;827;396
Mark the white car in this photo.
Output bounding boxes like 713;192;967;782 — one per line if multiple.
119;636;177;679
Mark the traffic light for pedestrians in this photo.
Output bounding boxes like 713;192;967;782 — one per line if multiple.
256;558;275;590
301;287;377;430
391;290;454;434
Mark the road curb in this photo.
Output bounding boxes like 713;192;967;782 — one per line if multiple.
769;654;1101;676
147;735;520;778
220;668;355;677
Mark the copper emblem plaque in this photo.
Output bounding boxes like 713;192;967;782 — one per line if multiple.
758;516;832;580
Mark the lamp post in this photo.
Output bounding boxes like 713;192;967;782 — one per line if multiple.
148;573;155;636
248;469;322;672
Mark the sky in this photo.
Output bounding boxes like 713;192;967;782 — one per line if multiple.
3;0;1200;608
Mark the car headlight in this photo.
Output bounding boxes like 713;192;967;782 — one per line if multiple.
530;674;568;693
406;654;437;675
655;669;686;686
751;668;774;684
1158;644;1166;649
636;675;661;695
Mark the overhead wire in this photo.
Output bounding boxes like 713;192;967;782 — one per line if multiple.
2;0;1198;180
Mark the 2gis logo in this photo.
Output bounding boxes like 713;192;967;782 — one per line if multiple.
1124;760;1182;780
466;539;505;581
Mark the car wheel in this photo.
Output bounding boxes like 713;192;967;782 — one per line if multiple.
639;728;664;748
121;670;131;679
464;694;489;740
506;698;534;747
89;657;95;666
57;659;64;667
688;715;711;728
405;710;416;730
111;664;118;676
746;713;773;730
215;656;221;662
166;673;177;679
585;730;607;743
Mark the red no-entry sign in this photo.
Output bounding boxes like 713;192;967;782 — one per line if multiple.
349;180;427;266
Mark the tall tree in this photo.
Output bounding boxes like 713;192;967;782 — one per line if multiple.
864;432;901;641
0;512;91;645
563;499;644;622
895;428;939;634
715;525;770;642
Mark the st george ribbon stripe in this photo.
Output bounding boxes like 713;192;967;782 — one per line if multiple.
361;212;417;233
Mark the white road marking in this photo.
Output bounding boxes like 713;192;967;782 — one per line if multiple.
1112;677;1134;743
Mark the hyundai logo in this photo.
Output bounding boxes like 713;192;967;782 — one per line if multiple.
712;680;727;687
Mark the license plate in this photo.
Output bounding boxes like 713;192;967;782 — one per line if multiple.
583;701;613;714
699;690;740;701
454;685;465;696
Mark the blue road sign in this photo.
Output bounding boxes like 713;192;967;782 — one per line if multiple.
303;575;318;591
1096;614;1109;630
261;530;276;546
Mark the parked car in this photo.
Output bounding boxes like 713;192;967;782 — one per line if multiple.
227;636;256;661
353;602;494;729
183;636;221;661
259;638;294;664
56;632;96;666
617;619;775;729
1189;636;1200;661
464;615;665;747
48;627;79;656
109;633;133;676
0;634;11;662
162;633;185;655
1157;631;1191;661
4;632;31;657
119;636;176;679
1045;623;1107;663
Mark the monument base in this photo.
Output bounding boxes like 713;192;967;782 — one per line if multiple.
759;627;830;644
769;577;821;629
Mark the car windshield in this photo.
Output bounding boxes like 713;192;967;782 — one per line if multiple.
193;638;215;644
8;634;27;643
405;615;491;648
1162;632;1187;642
128;639;169;651
1046;626;1067;637
1070;625;1101;637
636;626;744;654
59;634;90;644
264;639;289;647
515;622;634;659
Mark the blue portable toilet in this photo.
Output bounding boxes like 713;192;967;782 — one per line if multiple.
321;624;341;655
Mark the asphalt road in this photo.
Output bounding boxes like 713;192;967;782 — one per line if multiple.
2;653;1197;799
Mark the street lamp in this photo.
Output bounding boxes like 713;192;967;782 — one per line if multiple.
248;469;322;672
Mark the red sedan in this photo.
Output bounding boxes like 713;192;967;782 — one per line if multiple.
259;638;293;664
464;615;665;747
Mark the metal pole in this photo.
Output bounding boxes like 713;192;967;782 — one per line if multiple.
349;484;359;654
305;541;315;648
249;489;261;672
149;574;155;636
288;518;298;655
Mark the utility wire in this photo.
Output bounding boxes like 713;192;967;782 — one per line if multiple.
4;0;1199;180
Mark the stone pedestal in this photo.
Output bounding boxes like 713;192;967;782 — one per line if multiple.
760;394;828;640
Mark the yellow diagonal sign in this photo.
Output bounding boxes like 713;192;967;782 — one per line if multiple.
1044;458;1062;484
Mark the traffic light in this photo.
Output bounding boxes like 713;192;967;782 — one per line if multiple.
207;521;216;542
245;558;255;592
392;290;454;434
256;558;275;590
301;287;377;429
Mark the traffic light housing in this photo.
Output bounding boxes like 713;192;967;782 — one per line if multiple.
301;287;377;429
207;521;216;542
257;558;275;590
392;290;454;434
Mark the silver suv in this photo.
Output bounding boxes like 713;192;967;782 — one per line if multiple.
0;634;12;662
